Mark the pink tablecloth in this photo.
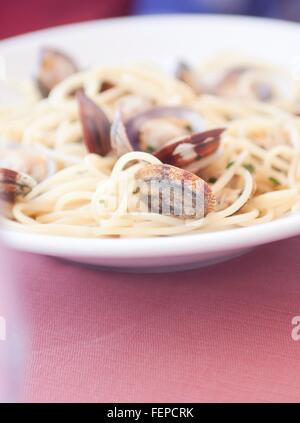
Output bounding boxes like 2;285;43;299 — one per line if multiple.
3;235;300;403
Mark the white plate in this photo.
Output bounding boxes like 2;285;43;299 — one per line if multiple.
1;14;300;272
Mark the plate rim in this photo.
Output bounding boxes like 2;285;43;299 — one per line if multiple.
1;13;300;259
2;212;300;257
2;13;300;46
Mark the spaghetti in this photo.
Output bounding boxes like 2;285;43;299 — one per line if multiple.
1;54;300;238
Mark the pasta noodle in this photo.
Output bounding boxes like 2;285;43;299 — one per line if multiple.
1;55;300;238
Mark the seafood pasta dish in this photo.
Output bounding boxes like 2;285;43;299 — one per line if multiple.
1;49;300;238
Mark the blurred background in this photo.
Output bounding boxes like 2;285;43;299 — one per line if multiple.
1;0;300;39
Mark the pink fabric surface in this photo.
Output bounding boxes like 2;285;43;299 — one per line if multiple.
0;1;132;39
4;235;300;403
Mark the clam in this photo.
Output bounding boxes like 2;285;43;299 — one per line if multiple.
154;128;224;168
176;61;276;102
124;106;206;149
216;67;276;102
0;145;56;215
110;109;133;157
136;164;216;219
37;47;78;97
110;105;220;163
0;168;36;218
76;90;111;156
0;168;36;203
176;63;249;96
76;95;224;169
136;119;188;152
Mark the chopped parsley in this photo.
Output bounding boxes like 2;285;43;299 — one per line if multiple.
145;145;155;154
99;199;106;205
269;176;280;186
226;160;235;169
195;155;202;161
208;177;217;184
185;123;193;132
243;163;255;173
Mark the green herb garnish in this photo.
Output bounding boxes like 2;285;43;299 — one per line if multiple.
185;123;193;132
226;161;235;169
269;176;280;185
145;145;155;154
243;163;255;173
208;177;217;184
195;155;202;161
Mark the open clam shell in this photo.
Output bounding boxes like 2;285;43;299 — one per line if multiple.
37;47;78;97
76;90;111;156
0;168;36;203
154;128;224;168
136;164;216;219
